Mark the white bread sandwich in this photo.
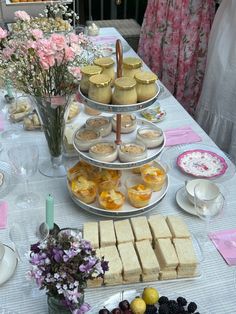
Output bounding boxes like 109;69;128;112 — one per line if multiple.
130;216;152;242
83;221;99;249
166;215;191;239
114;219;134;244
99;220;116;247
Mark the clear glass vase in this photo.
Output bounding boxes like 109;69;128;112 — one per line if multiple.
32;95;71;178
47;293;85;314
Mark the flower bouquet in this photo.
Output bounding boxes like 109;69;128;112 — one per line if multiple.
0;12;101;177
28;229;108;314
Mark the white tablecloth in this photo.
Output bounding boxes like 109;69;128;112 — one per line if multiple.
0;28;235;314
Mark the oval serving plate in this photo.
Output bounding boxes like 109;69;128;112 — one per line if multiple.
176;149;228;178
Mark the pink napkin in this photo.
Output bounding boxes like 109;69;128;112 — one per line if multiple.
164;126;202;147
0;201;8;229
209;229;236;265
89;35;117;45
0;113;4;131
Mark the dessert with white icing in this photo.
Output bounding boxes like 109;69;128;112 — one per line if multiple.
89;142;118;162
136;126;164;148
119;142;147;162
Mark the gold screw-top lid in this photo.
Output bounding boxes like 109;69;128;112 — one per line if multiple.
81;65;102;76
123;57;142;69
89;74;111;87
94;57;115;68
114;77;136;90
135;72;158;84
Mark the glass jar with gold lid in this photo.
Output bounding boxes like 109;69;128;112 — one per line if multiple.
93;57;115;84
135;71;158;102
88;74;112;104
123;57;142;78
112;77;137;105
80;65;102;95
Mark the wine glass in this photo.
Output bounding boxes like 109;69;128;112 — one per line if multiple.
194;180;224;257
8;143;39;209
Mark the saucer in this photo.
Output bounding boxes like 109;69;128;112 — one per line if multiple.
0;245;18;286
176;186;198;216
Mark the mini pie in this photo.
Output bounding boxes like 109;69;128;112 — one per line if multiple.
98;189;125;211
128;184;152;208
141;166;166;191
70;176;97;204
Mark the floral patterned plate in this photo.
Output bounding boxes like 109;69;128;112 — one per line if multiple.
177;149;228;178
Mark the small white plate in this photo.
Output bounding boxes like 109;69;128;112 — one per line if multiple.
176;186;198;216
0;245;18;286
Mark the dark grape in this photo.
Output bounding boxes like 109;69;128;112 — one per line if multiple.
119;300;130;311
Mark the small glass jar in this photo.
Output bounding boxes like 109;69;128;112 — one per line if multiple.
94;57;115;84
112;114;137;133
135;72;158;102
126;176;152;208
84;105;101;116
74;128;101;151
136;126;164;148
112;77;137;105
118;142;147;162
88;74;112;104
123;57;142;78
141;165;166;192
85;116;112;137
80;65;102;95
89;142;118;162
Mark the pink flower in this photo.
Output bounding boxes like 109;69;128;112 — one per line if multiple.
50;34;66;51
69;33;79;44
2;47;14;59
38;51;55;70
64;46;75;62
37;39;55;56
31;29;43;40
0;27;7;39
70;43;82;54
69;67;81;80
26;40;36;50
14;11;30;21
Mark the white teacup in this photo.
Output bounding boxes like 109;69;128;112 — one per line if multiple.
185;179;220;205
0;242;5;265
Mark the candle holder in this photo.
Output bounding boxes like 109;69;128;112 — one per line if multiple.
49;223;60;237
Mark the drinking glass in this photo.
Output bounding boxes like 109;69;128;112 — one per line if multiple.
194;181;224;256
8;143;39;209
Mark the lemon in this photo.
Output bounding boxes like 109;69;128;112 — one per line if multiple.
142;287;159;305
130;297;146;314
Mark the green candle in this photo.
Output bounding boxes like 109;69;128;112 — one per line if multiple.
46;194;54;230
6;79;13;98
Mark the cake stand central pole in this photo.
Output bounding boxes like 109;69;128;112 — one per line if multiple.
115;39;123;145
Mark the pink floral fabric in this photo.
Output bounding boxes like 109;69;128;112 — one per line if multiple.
138;0;215;115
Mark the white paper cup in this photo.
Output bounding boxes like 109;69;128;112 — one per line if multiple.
0;242;5;265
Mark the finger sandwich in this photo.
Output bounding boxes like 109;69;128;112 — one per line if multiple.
83;221;99;249
99;245;123;285
154;238;179;271
173;238;198;278
99;220;116;247
130;216;152;242
159;270;177;280
166;215;191;239
135;240;160;282
114;219;134;244
148;214;172;241
118;242;142;283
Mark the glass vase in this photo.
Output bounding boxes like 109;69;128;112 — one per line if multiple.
47;293;85;314
32;95;71;178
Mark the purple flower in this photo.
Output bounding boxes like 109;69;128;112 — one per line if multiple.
101;259;109;273
63;249;78;262
30;242;40;253
73;303;91;314
52;248;64;262
80;240;92;251
79;257;97;272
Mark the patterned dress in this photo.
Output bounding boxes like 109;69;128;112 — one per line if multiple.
138;0;215;115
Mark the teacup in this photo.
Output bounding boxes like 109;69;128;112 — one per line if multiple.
185;179;220;205
0;242;5;265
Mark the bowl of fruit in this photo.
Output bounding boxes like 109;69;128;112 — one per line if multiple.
94;287;203;314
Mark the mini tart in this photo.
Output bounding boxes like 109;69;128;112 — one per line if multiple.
128;184;152;208
74;128;101;151
85;116;112;137
119;142;147;163
112;114;137;133
70;176;97;204
136;126;164;148
141;166;166;191
98;189;125;211
89;142;118;162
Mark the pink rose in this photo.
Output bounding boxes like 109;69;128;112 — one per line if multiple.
14;11;30;21
50;34;66;51
37;39;55;56
31;29;43;40
38;51;55;70
0;27;7;39
69;33;79;44
64;46;75;62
